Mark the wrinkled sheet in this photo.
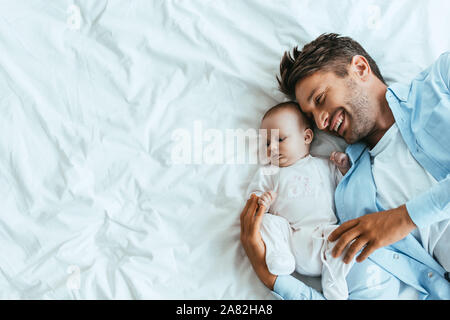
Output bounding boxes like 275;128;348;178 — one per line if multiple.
0;0;449;299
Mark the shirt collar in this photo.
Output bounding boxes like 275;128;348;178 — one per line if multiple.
345;142;368;166
387;83;410;102
369;123;398;157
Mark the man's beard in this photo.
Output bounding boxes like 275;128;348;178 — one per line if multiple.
344;78;373;144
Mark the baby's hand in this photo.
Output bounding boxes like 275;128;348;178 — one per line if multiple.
330;151;351;175
258;191;277;211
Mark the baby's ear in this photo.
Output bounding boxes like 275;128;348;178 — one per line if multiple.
304;128;314;145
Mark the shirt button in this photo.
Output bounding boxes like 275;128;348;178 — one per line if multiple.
428;272;433;278
393;253;399;260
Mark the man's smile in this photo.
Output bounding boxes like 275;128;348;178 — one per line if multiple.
328;108;348;138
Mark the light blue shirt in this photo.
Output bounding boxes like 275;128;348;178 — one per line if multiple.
273;52;450;300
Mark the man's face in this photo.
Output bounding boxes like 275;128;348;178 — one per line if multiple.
294;71;376;144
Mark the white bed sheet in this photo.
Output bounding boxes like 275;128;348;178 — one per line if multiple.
0;0;449;299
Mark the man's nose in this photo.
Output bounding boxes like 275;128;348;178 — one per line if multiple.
316;111;330;130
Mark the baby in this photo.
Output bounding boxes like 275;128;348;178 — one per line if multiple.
246;101;352;300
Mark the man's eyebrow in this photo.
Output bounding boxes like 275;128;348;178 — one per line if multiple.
307;87;318;103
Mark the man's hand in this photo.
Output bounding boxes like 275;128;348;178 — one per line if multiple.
328;205;417;263
240;194;277;290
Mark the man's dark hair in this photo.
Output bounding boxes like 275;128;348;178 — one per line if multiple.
277;33;386;99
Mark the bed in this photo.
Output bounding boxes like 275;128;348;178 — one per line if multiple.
0;0;449;299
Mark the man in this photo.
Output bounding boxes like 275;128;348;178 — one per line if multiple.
240;33;450;299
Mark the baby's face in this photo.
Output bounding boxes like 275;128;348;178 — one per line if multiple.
260;108;312;167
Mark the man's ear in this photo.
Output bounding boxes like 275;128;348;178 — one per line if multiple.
350;55;371;81
304;128;314;145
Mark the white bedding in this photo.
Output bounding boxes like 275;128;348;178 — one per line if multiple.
0;0;449;299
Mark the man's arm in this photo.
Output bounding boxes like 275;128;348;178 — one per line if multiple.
240;194;276;289
274;275;325;300
406;173;450;228
329;174;450;263
240;194;325;299
328;205;417;263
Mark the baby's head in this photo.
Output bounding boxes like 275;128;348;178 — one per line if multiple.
261;101;314;167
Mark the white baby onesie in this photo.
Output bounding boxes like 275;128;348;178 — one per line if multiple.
246;154;354;300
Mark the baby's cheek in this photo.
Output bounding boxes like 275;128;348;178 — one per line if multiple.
279;143;290;157
289;139;304;154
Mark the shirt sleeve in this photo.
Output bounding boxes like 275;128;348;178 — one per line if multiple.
273;275;325;300
440;51;450;90
406;173;450;228
246;165;277;199
327;159;344;187
405;53;450;228
334;164;344;186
